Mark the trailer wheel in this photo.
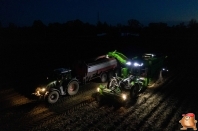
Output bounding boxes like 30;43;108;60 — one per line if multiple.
67;81;79;95
47;91;59;104
130;83;139;99
101;73;108;83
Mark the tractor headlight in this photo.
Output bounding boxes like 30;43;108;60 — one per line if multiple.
40;88;46;92
97;87;100;92
122;94;127;100
35;87;47;95
162;68;168;72
134;62;143;67
126;61;131;65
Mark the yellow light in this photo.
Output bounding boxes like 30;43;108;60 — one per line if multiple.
122;94;127;100
41;88;46;92
97;87;100;92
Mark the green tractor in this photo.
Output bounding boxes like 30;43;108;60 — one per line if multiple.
95;51;168;106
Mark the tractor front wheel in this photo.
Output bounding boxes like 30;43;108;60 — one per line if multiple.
95;92;104;107
47;91;59;104
130;83;139;99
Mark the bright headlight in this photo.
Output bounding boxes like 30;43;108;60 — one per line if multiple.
36;87;46;92
122;94;127;100
134;62;143;67
41;88;46;92
126;61;131;65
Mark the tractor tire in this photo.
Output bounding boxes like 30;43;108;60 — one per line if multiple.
47;91;59;104
138;82;146;93
95;92;101;102
101;73;108;83
130;83;139;99
66;81;79;95
95;93;104;107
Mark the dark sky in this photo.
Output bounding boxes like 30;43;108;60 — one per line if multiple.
1;0;198;27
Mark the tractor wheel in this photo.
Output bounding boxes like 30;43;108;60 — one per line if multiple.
95;92;101;102
95;93;104;106
138;82;146;93
47;91;59;104
66;81;79;95
130;83;139;99
101;73;108;83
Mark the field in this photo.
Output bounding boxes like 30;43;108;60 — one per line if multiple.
1;36;198;131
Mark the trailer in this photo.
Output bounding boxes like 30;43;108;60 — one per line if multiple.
73;56;118;84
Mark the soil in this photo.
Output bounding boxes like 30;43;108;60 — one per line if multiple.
0;63;197;131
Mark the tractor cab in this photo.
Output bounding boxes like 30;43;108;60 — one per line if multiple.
53;68;72;82
122;57;144;77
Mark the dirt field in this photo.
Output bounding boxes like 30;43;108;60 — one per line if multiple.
0;59;198;131
1;33;198;131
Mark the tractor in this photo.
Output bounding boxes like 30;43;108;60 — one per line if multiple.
95;51;168;106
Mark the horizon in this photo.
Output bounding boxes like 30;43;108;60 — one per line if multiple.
1;1;197;28
0;19;191;28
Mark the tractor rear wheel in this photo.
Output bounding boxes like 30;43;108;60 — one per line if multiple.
66;81;79;95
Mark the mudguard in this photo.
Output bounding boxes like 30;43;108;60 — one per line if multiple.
48;88;60;94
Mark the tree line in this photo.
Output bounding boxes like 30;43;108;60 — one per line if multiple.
1;18;198;43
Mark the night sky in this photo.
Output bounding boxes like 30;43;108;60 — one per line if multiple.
1;0;198;27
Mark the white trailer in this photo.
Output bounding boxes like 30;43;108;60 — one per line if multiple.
73;56;118;83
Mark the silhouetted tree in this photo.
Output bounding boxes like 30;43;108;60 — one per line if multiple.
97;21;102;28
178;22;186;28
116;23;122;27
83;22;96;36
73;19;84;34
96;21;107;34
128;19;143;28
48;22;62;28
32;20;46;40
47;22;63;38
73;19;83;26
127;19;143;34
32;20;46;29
9;22;17;29
148;22;167;28
174;22;186;33
188;19;198;28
